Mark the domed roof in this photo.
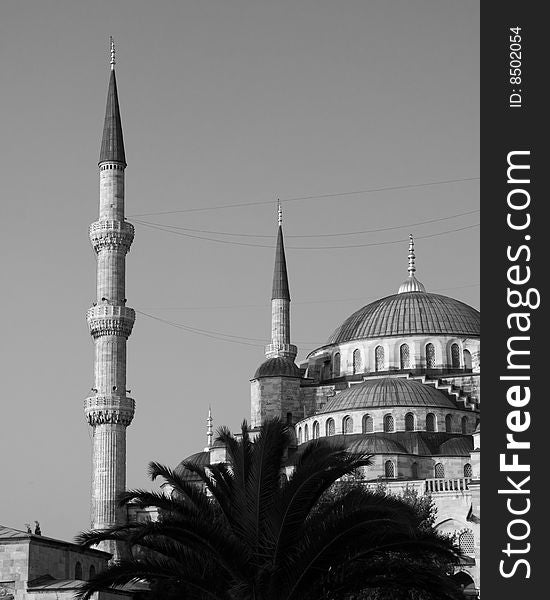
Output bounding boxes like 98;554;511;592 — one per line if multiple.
320;378;456;413
175;451;210;481
326;292;480;344
253;357;301;379
347;436;408;455
437;437;474;455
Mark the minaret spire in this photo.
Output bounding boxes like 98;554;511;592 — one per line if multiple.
398;233;426;293
110;36;116;70
100;38;126;166
266;202;296;360
205;406;213;450
85;45;135;560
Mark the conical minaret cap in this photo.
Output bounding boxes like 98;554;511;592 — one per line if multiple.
271;202;290;301
99;42;126;165
398;234;426;293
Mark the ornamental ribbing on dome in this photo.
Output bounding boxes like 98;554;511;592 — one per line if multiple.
326;292;480;344
319;378;456;413
253;357;301;379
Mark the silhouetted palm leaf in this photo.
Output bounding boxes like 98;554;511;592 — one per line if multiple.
76;418;462;600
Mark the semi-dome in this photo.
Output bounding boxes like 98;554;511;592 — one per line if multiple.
253;357;301;379
437;437;474;455
320;378;456;413
327;292;480;344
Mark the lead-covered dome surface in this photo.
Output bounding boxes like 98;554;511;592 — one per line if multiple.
253;357;301;379
327;292;480;344
320;378;456;413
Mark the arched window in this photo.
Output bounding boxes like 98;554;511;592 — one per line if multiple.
383;414;395;433
451;343;461;369
385;460;395;478
405;412;415;431
89;565;96;579
362;414;373;433
411;462;419;479
326;418;335;436
459;531;475;554
400;344;411;370
445;414;453;433
426;413;436;432
461;416;468;434
75;562;83;580
464;463;472;478
434;463;445;478
375;346;385;372
352;349;362;374
286;412;293;425
312;421;319;439
304;424;309;442
426;343;436;369
342;415;353;434
463;349;472;370
298;427;302;443
333;352;341;377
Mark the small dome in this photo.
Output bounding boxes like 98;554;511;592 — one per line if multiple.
348;436;408;455
320;378;456;413
253;357;301;379
175;451;210;481
326;292;480;344
437;437;474;455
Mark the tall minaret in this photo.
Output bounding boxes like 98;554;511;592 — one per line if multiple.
250;203;302;428
265;201;297;361
84;39;135;557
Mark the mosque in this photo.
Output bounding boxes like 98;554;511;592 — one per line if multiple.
0;48;480;598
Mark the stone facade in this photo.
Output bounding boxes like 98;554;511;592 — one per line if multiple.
0;527;131;600
250;376;303;428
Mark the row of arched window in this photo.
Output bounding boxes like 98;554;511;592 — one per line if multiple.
332;344;473;377
74;562;95;580
384;461;472;479
297;412;469;441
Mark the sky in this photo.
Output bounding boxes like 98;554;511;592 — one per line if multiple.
0;0;479;541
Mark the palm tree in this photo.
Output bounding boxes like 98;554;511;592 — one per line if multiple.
76;419;462;600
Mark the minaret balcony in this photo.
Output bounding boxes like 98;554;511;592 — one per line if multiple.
84;394;135;426
87;305;135;339
90;220;134;253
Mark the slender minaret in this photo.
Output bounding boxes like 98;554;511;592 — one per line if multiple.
398;233;426;293
250;203;301;428
265;201;297;361
84;39;135;558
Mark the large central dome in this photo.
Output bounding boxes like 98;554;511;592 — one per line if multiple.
327;292;480;344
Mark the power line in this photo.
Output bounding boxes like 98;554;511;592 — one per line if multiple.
131;208;479;239
136;310;323;347
127;176;479;218
131;220;479;249
137;282;480;311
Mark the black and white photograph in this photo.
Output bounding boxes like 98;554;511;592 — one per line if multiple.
0;1;544;599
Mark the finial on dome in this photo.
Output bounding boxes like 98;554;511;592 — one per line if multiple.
206;406;213;449
408;233;416;275
277;200;282;227
110;36;116;70
398;233;426;293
